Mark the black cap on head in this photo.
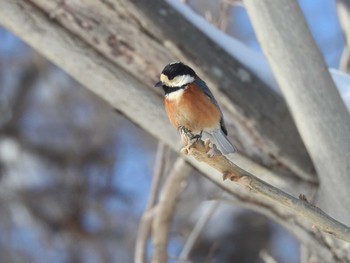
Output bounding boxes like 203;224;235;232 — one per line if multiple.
161;62;196;80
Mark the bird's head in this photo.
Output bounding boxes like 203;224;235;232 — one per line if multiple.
155;62;196;89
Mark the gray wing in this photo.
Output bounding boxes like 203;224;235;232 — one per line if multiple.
194;78;228;135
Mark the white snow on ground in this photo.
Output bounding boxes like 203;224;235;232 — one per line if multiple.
165;0;350;111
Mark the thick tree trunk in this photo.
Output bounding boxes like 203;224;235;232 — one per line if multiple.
14;0;316;183
244;0;350;224
1;0;350;260
0;0;307;195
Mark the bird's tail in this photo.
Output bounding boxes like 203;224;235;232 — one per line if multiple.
205;129;236;155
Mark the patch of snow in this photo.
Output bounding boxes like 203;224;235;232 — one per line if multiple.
166;0;350;111
165;0;279;91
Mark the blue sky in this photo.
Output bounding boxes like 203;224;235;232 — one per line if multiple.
0;1;346;262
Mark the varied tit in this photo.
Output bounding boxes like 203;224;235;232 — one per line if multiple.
155;62;236;155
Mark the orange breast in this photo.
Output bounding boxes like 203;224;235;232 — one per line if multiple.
165;84;221;133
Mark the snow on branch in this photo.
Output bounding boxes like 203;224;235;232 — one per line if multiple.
168;0;350;111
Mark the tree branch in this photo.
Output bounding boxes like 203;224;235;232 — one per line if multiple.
337;0;350;73
215;194;346;262
179;200;220;262
181;134;350;243
5;0;316;182
2;0;345;256
135;143;167;263
151;158;191;263
0;0;316;202
243;0;350;224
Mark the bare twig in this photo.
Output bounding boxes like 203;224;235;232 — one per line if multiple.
1;64;40;133
0;0;316;183
151;158;192;263
259;250;278;263
337;0;350;73
210;195;346;261
135;143;167;263
181;134;350;243
179;200;220;262
150;143;168;208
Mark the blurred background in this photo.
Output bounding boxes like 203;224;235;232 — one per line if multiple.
0;0;345;262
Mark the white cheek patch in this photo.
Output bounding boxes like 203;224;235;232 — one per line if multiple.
168;75;195;87
165;89;185;101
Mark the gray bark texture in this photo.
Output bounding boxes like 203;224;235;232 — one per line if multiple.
244;0;350;224
11;0;316;184
2;0;350;261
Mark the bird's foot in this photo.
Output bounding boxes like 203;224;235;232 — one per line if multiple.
179;127;202;144
180;127;204;154
189;133;202;145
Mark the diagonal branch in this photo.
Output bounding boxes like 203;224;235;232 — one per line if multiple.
4;0;316;182
181;134;350;243
135;143;167;263
0;1;348;258
0;0;316;198
179;199;221;261
151;158;192;263
243;0;350;224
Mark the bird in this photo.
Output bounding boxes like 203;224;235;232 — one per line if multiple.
155;62;236;155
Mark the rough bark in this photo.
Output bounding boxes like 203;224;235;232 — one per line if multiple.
180;135;350;243
0;0;314;195
20;0;316;183
243;0;350;224
1;0;345;260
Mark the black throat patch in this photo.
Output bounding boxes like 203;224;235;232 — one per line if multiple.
162;85;186;95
